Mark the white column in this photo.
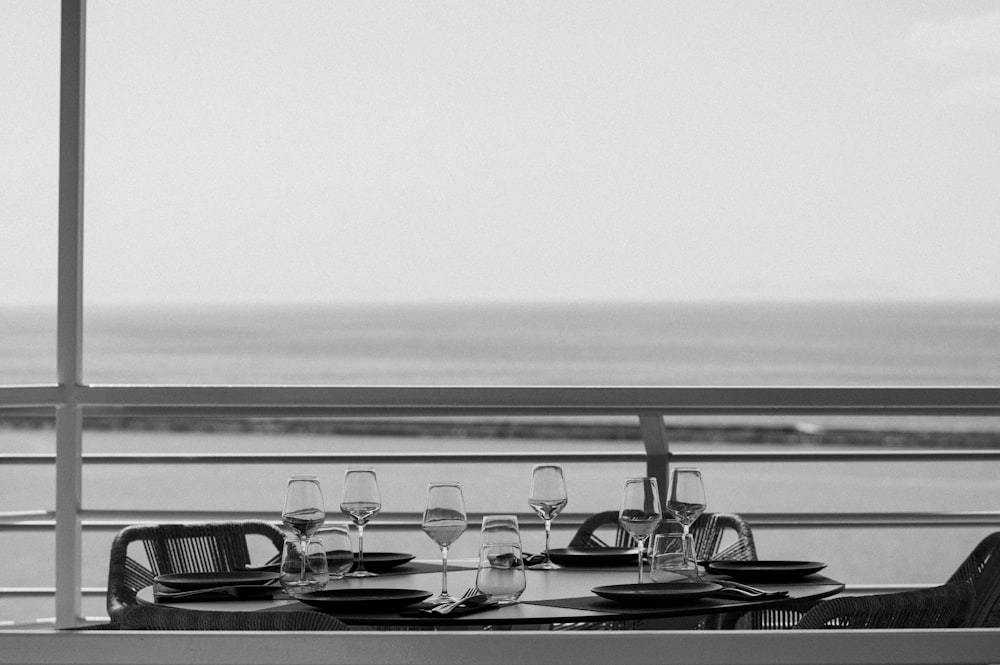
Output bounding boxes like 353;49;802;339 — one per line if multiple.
56;0;86;629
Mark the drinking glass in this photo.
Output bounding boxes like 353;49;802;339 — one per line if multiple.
281;476;325;586
666;467;706;568
339;467;381;578
318;526;355;580
618;477;662;583
527;464;567;570
421;482;468;604
650;531;698;582
476;543;526;605
480;514;521;548
279;538;329;595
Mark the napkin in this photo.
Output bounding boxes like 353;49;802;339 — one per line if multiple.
403;595;501;618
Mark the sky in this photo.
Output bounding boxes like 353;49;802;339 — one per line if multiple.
2;1;1000;306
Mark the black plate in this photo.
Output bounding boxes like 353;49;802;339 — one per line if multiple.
152;571;279;591
297;588;432;612
591;582;723;605
352;552;415;572
704;560;827;582
548;547;640;568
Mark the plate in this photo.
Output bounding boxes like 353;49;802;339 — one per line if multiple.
352;552;415;572
591;582;723;605
548;547;640;568
152;571;279;591
297;588;432;612
704;560;827;582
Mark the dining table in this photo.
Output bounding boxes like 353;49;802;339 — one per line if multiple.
134;558;844;630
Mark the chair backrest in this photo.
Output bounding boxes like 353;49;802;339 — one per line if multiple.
107;521;285;623
568;511;757;561
118;603;348;631
792;583;974;630
946;531;1000;627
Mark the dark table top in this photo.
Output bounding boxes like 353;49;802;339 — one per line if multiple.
137;562;844;628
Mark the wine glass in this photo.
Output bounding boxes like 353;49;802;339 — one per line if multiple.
421;482;468;605
618;477;662;583
339;467;381;578
281;476;326;586
666;467;706;570
528;464;567;570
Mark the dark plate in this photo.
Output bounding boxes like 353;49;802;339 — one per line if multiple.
297;588;432;612
704;560;827;582
152;571;279;591
352;552;416;572
548;547;641;568
591;582;723;605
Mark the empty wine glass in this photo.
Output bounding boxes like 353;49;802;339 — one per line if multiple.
421;482;468;605
618;477;662;583
528;464;567;570
666;467;706;573
339;467;381;578
281;476;325;586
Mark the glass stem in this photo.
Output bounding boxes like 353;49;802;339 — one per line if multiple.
543;518;552;560
299;538;307;582
356;524;366;573
636;538;645;583
440;546;449;597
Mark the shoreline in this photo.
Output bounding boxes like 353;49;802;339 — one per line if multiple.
2;417;999;449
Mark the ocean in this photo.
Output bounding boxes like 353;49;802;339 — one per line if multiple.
4;300;1000;387
1;301;999;623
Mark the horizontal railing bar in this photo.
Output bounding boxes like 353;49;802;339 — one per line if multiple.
3;510;999;530
0;386;61;408
0;587;107;596
0;451;646;464
4;449;1000;465
34;384;1000;415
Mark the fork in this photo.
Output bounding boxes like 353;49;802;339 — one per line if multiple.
714;580;787;598
154;583;278;599
428;587;479;614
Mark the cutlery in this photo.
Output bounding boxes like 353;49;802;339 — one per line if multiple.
714;580;788;598
428;587;480;614
154;584;278;599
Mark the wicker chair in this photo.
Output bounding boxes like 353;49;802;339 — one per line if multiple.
945;531;1000;627
106;521;286;626
737;530;1000;630
568;511;758;562
117;603;348;631
791;583;974;629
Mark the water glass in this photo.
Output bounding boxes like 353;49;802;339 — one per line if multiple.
650;532;698;582
480;514;522;548
476;543;526;605
279;538;329;595
318;526;354;580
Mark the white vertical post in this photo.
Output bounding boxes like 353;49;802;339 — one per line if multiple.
56;0;86;628
638;413;669;509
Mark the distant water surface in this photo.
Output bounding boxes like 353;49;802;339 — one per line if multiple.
3;301;998;386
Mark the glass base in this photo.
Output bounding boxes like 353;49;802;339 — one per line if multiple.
344;569;378;578
425;592;458;605
280;578;328;595
528;560;560;570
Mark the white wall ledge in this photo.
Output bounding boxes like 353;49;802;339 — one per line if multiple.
2;629;999;665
